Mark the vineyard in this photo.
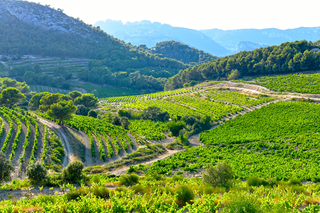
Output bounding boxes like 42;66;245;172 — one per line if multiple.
5;57;89;73
128;120;169;141
202;89;275;107
145;101;320;181
0;107;65;178
246;73;320;94
122;94;243;121
65;115;134;161
102;87;200;104
3;76;320;212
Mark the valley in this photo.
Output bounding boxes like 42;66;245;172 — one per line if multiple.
0;0;320;212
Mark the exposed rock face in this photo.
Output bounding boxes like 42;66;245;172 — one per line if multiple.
0;0;95;38
236;41;268;52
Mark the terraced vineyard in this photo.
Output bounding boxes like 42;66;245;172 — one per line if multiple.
5;57;89;73
65;115;135;162
122;94;243;120
29;85;70;94
0;107;65;177
246;73;320;94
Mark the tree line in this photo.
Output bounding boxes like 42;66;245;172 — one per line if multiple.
164;40;320;90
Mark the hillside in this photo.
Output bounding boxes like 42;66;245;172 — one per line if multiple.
0;0;191;92
164;40;320;90
95;19;230;56
147;40;218;65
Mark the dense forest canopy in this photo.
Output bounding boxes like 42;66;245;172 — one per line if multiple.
164;40;320;90
149;40;218;65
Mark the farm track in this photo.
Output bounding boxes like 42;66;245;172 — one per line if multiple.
38;118;72;168
11;119;27;179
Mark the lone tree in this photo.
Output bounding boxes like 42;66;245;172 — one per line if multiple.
203;161;234;188
0;151;14;184
39;93;61;112
47;100;76;124
0;87;26;107
74;93;98;108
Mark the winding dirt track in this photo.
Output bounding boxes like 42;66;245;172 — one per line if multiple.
38;118;72;168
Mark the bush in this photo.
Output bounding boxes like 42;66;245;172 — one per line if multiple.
76;105;90;116
171;175;185;182
0;151;14;184
247;176;268;187
203;161;234;188
288;178;301;185
91;185;109;199
119;174;139;186
224;193;261;213
63;161;84;183
88;110;98;118
175;185;194;207
26;161;47;183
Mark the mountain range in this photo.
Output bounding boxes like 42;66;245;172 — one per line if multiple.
94;20;230;57
95;19;320;55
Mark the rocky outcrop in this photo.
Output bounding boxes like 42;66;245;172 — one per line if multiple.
0;0;96;38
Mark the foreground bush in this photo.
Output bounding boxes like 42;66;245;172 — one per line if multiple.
26;161;47;183
175;185;194;207
119;173;139;186
0;151;14;184
63;161;84;183
203;161;234;188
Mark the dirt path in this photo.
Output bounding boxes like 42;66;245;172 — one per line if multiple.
76;130;92;167
110;150;180;176
10;119;28;179
38;118;72;168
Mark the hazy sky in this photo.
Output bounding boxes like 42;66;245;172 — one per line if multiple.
28;0;320;30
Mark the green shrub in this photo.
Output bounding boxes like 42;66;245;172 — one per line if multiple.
203;185;214;195
203;161;234;188
224;193;261;213
26;161;47;183
119;174;139;186
175;185;195;207
91;185;109;199
247;176;268;187
288;178;301;185
171;175;185;182
132;184;145;195
0;151;14;184
63;161;84;183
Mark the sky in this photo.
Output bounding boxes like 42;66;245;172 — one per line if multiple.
28;0;320;30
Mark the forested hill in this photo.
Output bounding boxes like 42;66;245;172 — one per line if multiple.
164;40;320;90
0;0;185;71
147;41;218;65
